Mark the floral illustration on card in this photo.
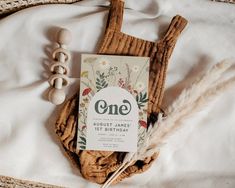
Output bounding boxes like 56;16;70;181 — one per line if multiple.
77;54;150;150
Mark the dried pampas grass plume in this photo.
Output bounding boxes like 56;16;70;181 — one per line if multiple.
101;59;235;188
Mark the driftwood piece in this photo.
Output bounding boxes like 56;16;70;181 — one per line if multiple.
55;0;188;185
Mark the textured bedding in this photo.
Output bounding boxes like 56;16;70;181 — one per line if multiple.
0;0;235;188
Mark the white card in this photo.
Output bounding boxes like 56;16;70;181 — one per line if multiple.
77;54;150;152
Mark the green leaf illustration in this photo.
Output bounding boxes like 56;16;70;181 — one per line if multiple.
136;94;139;102
136;92;148;109
96;72;108;92
78;141;86;145
80;146;86;150
81;71;88;78
79;136;86;144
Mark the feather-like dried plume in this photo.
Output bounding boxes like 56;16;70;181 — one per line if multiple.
137;59;235;160
101;59;235;188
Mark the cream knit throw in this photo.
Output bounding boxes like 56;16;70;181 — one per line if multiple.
212;0;235;3
0;0;81;15
0;175;64;188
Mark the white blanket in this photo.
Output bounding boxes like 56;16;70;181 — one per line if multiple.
0;0;235;187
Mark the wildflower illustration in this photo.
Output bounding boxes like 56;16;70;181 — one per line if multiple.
132;65;140;72
77;55;150;150
135;82;145;92
98;58;110;70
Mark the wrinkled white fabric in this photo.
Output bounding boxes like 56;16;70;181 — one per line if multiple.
0;0;235;187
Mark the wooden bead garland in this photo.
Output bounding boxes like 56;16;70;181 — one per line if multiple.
48;28;72;105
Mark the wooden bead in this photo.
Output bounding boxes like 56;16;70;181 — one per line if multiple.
48;88;66;105
57;28;72;45
48;74;69;88
52;47;71;62
50;61;69;75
